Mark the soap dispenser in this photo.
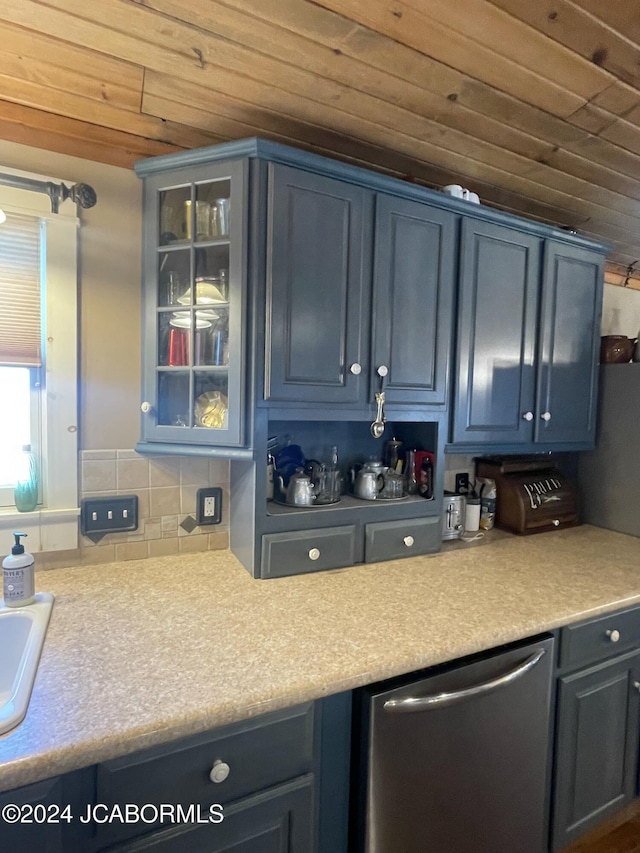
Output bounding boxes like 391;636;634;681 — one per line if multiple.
3;532;35;607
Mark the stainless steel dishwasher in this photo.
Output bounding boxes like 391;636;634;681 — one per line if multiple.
361;635;554;853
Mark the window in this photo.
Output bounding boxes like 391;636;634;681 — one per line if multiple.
0;170;79;551
0;366;35;504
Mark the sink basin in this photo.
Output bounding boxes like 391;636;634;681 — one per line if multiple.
0;592;54;735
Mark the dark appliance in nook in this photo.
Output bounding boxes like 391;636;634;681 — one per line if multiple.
475;456;579;535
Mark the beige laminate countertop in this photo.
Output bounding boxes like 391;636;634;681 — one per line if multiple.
1;524;640;792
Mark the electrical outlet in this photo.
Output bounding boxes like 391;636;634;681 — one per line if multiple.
455;473;470;494
197;487;222;526
80;495;138;535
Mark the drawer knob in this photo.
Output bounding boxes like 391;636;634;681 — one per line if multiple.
349;362;362;375
540;411;552;422
376;365;389;377
140;401;154;414
403;536;415;547
634;682;640;693
308;548;321;561
552;519;560;527
209;760;230;784
606;629;621;643
522;411;534;421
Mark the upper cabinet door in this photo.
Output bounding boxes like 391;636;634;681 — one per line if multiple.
140;159;248;448
265;164;370;405
371;194;456;407
452;219;541;445
536;242;604;446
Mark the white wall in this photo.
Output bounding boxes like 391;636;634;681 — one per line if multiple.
601;283;640;338
0;140;142;450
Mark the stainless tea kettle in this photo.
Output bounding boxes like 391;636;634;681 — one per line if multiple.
351;463;385;500
278;468;316;506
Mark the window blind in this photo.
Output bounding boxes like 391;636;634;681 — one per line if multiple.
0;211;41;367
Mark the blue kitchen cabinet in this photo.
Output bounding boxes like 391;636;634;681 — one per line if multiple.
0;696;350;853
264;164;456;415
264;163;371;408
0;777;66;853
451;220;605;452
551;606;640;850
135;157;249;456
99;778;315;853
535;241;603;446
0;770;92;853
133;139;608;578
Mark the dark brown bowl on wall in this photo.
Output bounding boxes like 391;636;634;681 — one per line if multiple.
600;335;637;363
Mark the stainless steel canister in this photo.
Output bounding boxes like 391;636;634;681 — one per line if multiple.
442;492;466;540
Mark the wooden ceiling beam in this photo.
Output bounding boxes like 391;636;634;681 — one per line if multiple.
309;0;608;115
486;0;640;91
0;100;182;167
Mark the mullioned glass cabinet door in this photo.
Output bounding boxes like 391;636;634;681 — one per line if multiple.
140;158;247;448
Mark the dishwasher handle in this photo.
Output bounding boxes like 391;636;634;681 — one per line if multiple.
383;648;546;713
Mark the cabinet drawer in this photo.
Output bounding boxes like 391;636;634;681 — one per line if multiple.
261;525;359;578
559;606;640;670
94;703;314;848
364;516;440;563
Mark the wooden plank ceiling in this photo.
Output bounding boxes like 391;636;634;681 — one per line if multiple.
2;0;640;281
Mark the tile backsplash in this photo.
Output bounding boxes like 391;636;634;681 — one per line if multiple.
38;450;229;570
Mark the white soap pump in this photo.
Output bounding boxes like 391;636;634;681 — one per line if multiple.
3;532;35;607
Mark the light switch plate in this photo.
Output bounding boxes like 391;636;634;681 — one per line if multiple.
80;495;138;535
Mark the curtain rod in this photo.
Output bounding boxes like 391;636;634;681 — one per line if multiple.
0;172;97;213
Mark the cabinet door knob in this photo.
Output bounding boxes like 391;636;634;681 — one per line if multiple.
209;760;230;784
540;411;552;422
376;365;389;377
606;629;620;643
522;411;534;421
403;535;415;547
552;519;560;527
308;548;320;561
634;682;640;692
141;401;154;414
349;363;362;375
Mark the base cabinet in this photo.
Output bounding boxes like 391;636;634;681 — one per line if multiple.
108;777;314;852
0;696;350;853
0;777;66;853
551;612;640;850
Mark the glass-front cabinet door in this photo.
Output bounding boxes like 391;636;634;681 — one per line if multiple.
140;159;247;449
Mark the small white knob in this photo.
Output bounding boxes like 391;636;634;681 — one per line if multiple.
209;760;230;783
141;401;153;414
377;365;389;377
308;548;320;561
522;411;534;421
606;629;620;643
540;411;551;422
552;519;560;527
403;536;415;547
634;681;640;692
349;363;362;375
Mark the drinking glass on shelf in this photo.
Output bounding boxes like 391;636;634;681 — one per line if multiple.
168;272;186;305
210;199;230;237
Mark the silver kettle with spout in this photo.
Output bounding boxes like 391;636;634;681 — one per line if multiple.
279;468;316;506
351;464;385;500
